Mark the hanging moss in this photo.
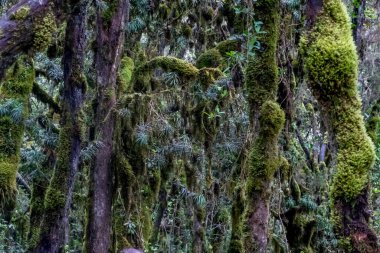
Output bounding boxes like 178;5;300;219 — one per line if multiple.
119;57;135;93
302;0;377;250
32;9;57;52
0;57;35;213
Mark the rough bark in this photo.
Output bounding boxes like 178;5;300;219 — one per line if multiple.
86;1;130;252
33;1;88;252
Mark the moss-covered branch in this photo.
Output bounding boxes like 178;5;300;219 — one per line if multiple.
32;82;60;113
136;56;199;77
303;0;378;250
134;56;223;92
0;1;61;80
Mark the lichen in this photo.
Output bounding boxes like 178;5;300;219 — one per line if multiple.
32;9;56;52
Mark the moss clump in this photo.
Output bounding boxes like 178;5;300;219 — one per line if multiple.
246;101;285;194
137;56;199;78
181;24;192;38
215;39;241;56
33;9;56;52
10;6;30;21
196;49;223;69
0;57;35;212
119;57;135;93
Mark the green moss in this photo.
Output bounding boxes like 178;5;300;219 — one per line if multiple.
119;57;135;93
302;0;375;202
43;126;72;213
33;9;56;52
103;1;118;24
196;49;223;69
246;0;280;108
10;6;30;21
215;39;241;56
138;56;199;77
181;24;192;38
302;0;376;250
246;101;285;195
158;3;170;19
228;186;244;253
0;57;34;212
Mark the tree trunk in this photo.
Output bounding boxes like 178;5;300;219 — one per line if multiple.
86;1;130;252
33;1;88;252
243;0;283;252
303;0;379;251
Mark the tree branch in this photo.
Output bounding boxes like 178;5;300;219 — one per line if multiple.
0;0;64;80
32;82;61;113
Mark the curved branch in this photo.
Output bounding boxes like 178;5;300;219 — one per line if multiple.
32;82;61;113
0;0;63;80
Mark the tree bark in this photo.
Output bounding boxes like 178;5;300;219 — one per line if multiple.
0;0;64;80
33;1;88;252
86;1;130;252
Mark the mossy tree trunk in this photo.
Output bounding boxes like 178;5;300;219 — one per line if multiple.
0;56;35;218
86;1;130;252
303;0;379;251
28;147;56;250
242;0;284;252
33;1;88;252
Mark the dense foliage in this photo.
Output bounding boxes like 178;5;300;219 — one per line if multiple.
0;0;379;252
